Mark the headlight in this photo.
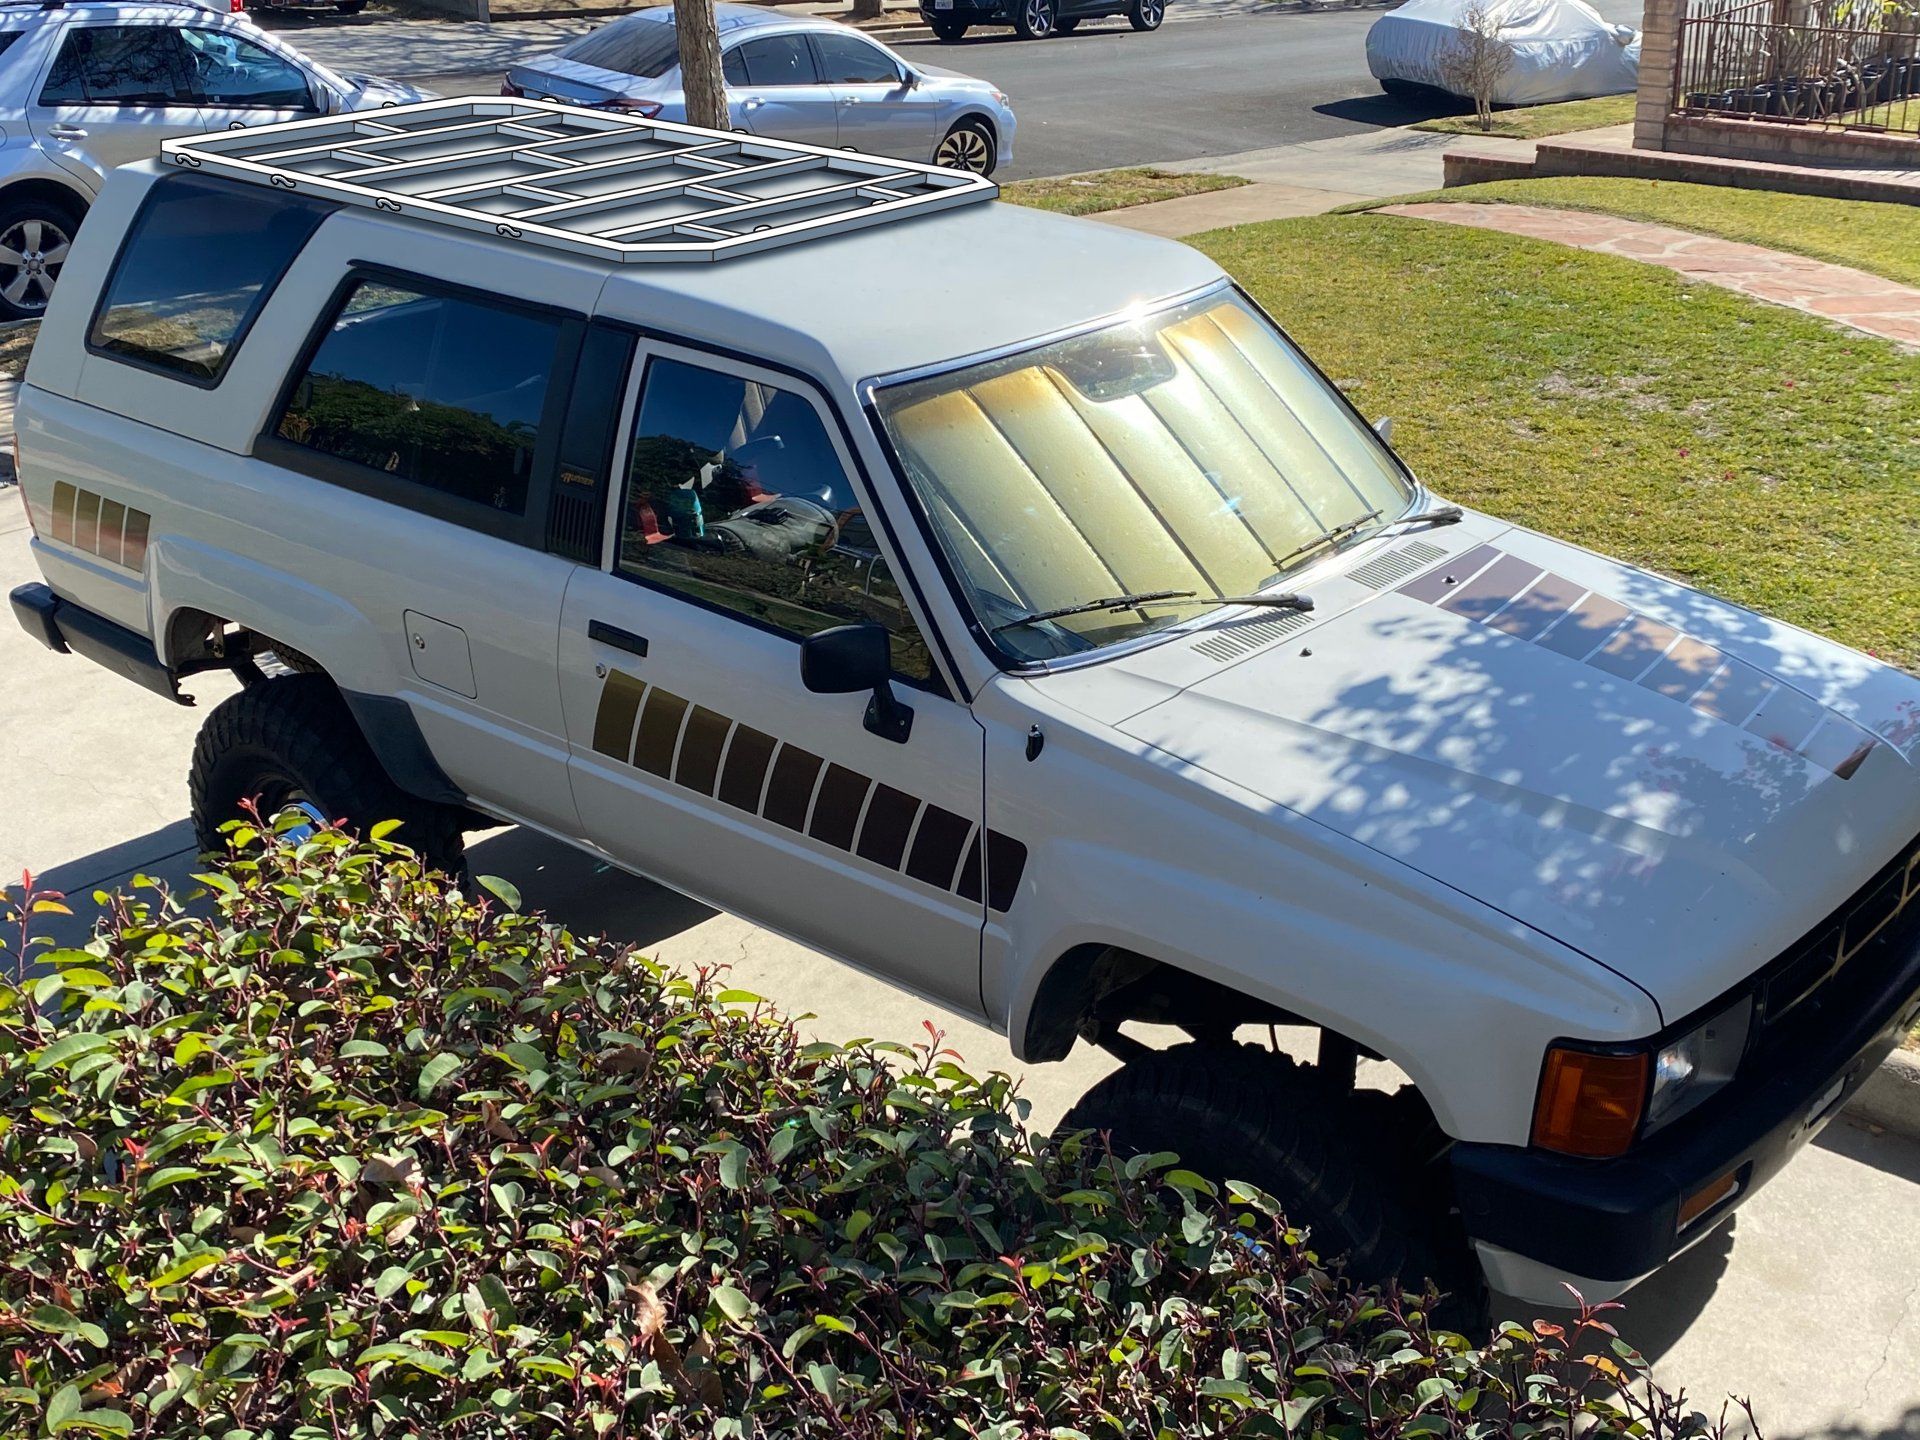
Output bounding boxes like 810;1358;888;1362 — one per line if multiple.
1646;994;1753;1132
1532;994;1752;1158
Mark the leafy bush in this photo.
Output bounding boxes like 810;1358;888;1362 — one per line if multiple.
0;818;1740;1439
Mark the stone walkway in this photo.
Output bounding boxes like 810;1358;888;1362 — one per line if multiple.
1378;201;1920;350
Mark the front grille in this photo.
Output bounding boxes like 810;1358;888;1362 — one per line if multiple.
1754;830;1920;1046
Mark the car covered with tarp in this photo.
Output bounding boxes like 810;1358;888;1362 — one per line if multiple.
1367;0;1640;105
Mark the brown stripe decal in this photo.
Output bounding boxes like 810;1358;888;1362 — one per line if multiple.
763;745;823;832
633;688;689;778
588;669;1030;911
1401;550;1878;779
44;483;152;574
717;725;777;813
675;705;732;797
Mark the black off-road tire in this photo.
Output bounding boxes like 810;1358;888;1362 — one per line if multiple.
1062;1043;1491;1335
189;675;467;876
930;15;969;39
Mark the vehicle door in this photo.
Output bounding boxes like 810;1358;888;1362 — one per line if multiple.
179;23;329;132
28;20;207;185
557;339;992;1015
721;32;841;149
253;225;621;838
809;31;937;161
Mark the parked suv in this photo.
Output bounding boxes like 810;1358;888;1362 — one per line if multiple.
13;99;1920;1323
922;0;1163;42
0;0;428;317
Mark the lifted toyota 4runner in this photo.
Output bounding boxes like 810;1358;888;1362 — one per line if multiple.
12;99;1920;1320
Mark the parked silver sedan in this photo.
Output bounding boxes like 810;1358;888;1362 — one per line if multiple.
503;4;1016;176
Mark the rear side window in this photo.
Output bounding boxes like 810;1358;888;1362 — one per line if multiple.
90;176;333;385
274;279;563;519
738;34;818;86
40;27;194;106
0;34;23;62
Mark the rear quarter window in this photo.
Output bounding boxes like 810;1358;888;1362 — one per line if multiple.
89;175;334;386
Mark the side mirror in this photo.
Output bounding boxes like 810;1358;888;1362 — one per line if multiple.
801;624;913;744
1373;415;1394;443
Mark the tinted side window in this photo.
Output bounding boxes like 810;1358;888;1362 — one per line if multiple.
275;281;562;518
616;357;930;681
738;34;818;87
811;34;900;85
722;43;747;86
91;176;333;384
41;27;193;106
181;28;314;108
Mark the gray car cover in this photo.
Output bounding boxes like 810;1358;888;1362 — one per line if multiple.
1366;0;1640;105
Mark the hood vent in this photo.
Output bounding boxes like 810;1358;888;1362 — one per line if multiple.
1347;538;1448;590
1192;609;1314;663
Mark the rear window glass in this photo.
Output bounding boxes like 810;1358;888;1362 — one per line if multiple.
274;279;562;518
90;175;332;384
0;34;23;60
557;16;681;77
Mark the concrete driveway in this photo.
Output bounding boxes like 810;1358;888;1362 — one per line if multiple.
3;498;1918;1438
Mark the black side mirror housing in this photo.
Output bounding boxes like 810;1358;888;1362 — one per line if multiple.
801;624;913;743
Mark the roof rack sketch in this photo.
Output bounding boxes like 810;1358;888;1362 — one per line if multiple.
163;97;997;264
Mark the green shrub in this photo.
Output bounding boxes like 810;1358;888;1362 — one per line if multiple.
0;817;1739;1439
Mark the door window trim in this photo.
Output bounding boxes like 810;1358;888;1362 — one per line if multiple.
254;262;585;550
180;24;322;112
599;328;956;700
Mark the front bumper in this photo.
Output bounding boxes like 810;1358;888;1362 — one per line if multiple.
1452;893;1920;1298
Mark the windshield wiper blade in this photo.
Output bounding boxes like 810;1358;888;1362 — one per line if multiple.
992;589;1197;633
992;587;1318;636
1387;503;1464;532
1272;507;1385;573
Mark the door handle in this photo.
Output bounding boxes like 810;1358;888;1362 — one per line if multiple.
48;124;88;139
742;97;763;110
589;619;649;660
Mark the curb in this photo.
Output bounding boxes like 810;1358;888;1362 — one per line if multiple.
1847;1047;1920;1141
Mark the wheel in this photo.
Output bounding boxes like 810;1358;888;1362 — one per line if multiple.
0;193;82;322
1055;15;1080;30
934;118;996;176
189;674;468;876
930;15;969;39
1061;1043;1491;1334
1128;0;1163;29
1014;0;1056;39
336;0;366;11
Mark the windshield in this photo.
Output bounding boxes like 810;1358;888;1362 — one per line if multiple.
558;16;682;77
874;292;1415;661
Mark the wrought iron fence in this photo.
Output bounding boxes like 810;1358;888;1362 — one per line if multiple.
1672;0;1920;134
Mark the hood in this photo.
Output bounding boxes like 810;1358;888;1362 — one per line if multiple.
340;74;439;109
1084;523;1920;1020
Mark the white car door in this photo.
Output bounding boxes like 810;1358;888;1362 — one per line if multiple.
28;21;208;185
557;337;994;1016
809;31;938;161
179;24;328;132
721;32;841;149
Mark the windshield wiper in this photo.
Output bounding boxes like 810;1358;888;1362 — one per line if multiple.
992;588;1313;635
1385;503;1464;533
1272;507;1384;573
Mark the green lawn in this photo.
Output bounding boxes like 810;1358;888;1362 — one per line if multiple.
1357;176;1920;290
1191;213;1920;670
1413;92;1636;139
1000;168;1249;217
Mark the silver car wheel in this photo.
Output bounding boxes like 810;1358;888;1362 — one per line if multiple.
0;216;72;313
1021;0;1055;36
935;124;993;173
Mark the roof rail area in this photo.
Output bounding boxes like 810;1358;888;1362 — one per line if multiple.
163;97;998;264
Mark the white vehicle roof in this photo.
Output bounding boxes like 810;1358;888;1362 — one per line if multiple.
164;99;1228;385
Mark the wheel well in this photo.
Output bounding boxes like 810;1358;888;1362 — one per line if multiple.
0;178;90;222
950;112;997;144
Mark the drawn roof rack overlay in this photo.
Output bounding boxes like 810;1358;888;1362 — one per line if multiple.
163;97;996;265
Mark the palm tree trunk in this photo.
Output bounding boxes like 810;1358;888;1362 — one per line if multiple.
675;0;728;131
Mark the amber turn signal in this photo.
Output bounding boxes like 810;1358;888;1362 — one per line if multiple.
1532;1047;1650;1158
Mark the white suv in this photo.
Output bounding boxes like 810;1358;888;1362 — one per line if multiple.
12;99;1920;1324
0;0;428;317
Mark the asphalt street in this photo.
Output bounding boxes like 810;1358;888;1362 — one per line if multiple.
270;0;1647;180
